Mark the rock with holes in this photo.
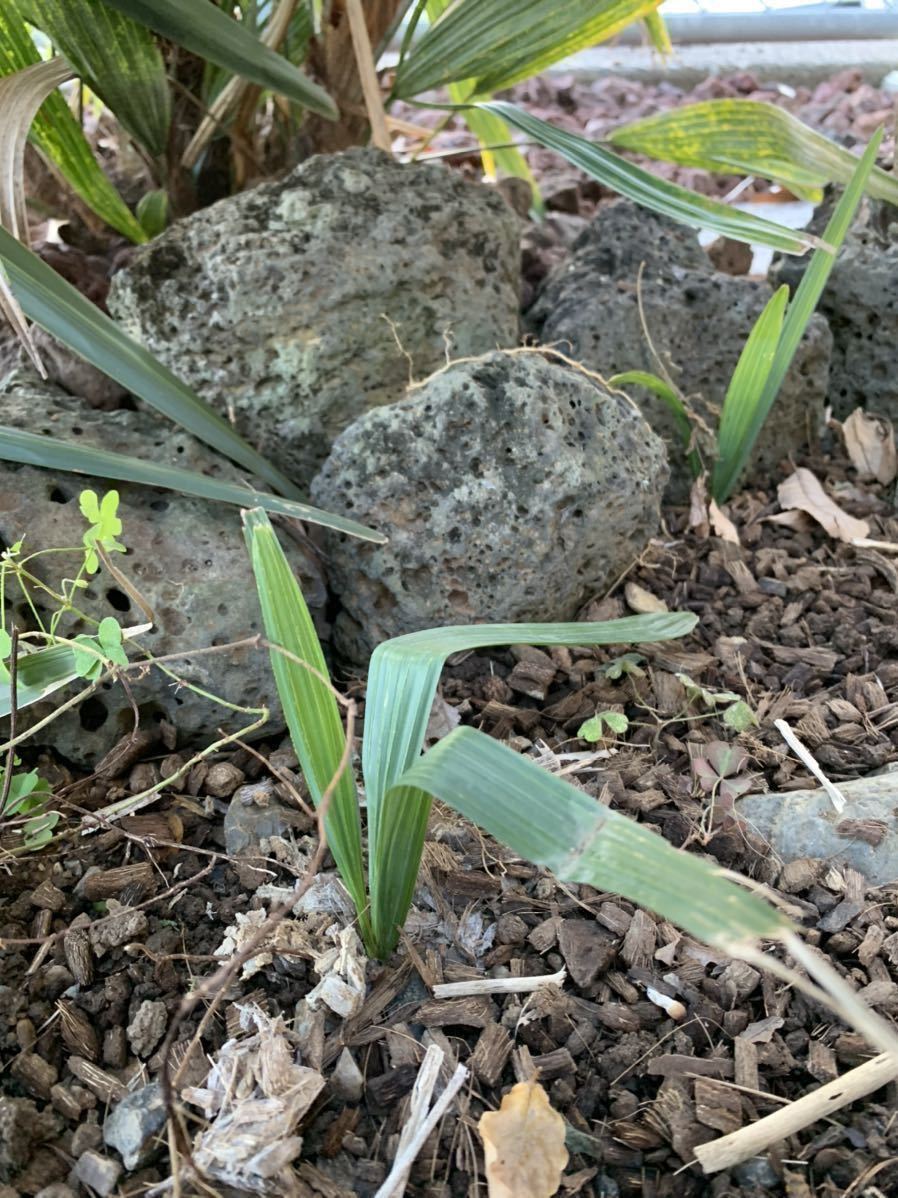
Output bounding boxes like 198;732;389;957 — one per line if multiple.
529;200;832;496
107;147;520;490
776;205;898;420
0;372;324;765
310;350;668;664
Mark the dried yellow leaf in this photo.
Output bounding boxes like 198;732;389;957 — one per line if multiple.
479;1080;568;1198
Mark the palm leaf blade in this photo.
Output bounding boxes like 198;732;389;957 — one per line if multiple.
403;726;789;946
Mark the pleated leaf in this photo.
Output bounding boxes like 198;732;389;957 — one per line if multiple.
0;427;385;542
402;727;789;947
424;0;540;201
712;130;881;501
242;509;369;932
393;0;662;98
470;103;820;254
364;611;698;956
712;286;788;502
610;100;898;207
0;4;145;241
0;223;302;500
99;0;337;119
20;0;171;159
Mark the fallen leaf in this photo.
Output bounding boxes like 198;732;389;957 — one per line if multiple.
708;499;740;545
688;475;710;538
765;509;814;531
777;468;870;543
842;409;897;485
480;1080;569;1198
624;581;667;614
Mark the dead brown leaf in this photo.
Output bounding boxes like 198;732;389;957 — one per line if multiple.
624;581;667;614
777;467;870;543
479;1080;569;1198
688;475;710;538
842;409;898;485
708;499;740;545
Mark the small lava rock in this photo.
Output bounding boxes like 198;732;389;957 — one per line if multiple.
104;1083;166;1171
89;901;149;957
311;350;668;663
73;1151;122;1198
127;1000;168;1059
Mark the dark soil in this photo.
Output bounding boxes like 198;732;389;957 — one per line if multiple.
3;438;898;1198
5;68;898;1198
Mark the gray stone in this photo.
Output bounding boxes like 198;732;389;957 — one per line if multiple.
127;999;167;1059
103;1083;166;1170
0;372;323;765
732;1156;780;1189
223;779;309;857
529;200;831;497
107;147;521;490
737;771;898;887
0;324;127;410
776;207;898;420
330;1048;364;1103
0;1097;60;1181
73;1151;122;1198
310;350;668;663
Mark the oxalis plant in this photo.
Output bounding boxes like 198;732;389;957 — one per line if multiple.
245;509;898;1062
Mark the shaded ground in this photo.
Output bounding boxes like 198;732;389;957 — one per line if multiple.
3;437;898;1198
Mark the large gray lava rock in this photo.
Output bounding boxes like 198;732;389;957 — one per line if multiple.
107;148;521;490
776;208;898;420
310;351;668;663
529;201;832;496
0;372;323;765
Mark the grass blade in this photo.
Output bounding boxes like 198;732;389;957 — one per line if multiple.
0;4;145;242
364;612;698;955
712;286;788;502
100;0;337;119
243;509;369;927
712;128;882;501
0;643;79;717
21;0;171;158
610;370;701;477
0;224;303;500
393;0;662;98
469;103;819;254
610;100;898;206
403;726;789;946
0;426;385;541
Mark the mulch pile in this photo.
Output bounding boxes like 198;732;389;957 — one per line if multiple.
2;438;898;1198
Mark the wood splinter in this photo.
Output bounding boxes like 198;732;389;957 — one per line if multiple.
694;1052;898;1174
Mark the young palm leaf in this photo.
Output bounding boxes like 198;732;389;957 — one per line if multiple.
403;726;788;947
0;5;145;242
610;100;898;207
243;509;369;937
19;0;171;159
393;0;663;98
363;611;697;955
0;224;302;501
466;103;819;254
610;370;701;477
99;0;337;119
712;286;788;502
0;426;384;542
712;129;882;501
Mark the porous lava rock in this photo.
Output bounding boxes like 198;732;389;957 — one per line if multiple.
310;350;668;663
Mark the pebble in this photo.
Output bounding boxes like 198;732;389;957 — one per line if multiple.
73;1150;122;1198
330;1048;364;1103
104;1083;166;1170
127;999;168;1059
70;1120;103;1157
203;761;246;798
733;1157;780;1188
